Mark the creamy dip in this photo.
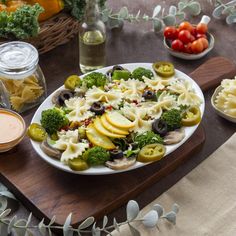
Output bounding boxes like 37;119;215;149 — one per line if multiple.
0;110;24;143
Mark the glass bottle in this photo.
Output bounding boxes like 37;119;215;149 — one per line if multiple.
0;41;47;113
79;0;106;74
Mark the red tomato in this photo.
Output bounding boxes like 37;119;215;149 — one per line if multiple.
179;21;193;32
164;26;178;40
196;23;208;34
196;33;207;39
183;43;192;54
191;27;197;36
191;39;204;54
198;38;209;49
178;30;192;44
190;34;196;42
171;39;184;52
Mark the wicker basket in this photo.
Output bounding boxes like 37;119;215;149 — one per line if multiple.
0;12;80;54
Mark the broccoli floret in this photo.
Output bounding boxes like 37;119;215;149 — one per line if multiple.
82;72;107;88
134;131;163;149
161;109;182;131
82;146;110;166
132;67;153;81
41;108;69;135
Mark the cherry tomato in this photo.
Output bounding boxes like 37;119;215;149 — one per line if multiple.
196;33;207;39
164;26;178;40
178;30;192;44
190;34;196;42
171;39;184;52
191;27;197;36
179;21;193;32
191;39;204;54
183;43;192;54
198;38;209;49
196;23;208;34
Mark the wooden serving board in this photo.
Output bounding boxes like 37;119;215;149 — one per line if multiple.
0;57;235;226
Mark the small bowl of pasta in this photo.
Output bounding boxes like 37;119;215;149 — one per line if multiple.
211;77;236;123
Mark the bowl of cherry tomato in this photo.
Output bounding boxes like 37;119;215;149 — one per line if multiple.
163;18;215;60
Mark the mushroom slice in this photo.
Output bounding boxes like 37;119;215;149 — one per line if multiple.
106;157;136;170
40;139;61;160
164;128;185;145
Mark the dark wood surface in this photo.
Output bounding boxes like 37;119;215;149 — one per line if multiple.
0;0;236;234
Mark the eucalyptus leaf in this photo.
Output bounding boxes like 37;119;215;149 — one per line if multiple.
169;6;177;15
212;5;224;19
118;7;129;19
185;2;201;16
0;222;8;236
153;204;164;217
0;184;8;192
0;209;11;218
0;190;16;200
175;12;186;21
63;213;72;236
226;13;236;24
0;196;8;212
128;223;141;236
14;219;27;236
142;210;158;228
152;5;161;18
8;215;17;234
143;14;149;21
222;6;235;15
126;200;140;221
101;8;111;22
92;223;101;236
135;10;141;20
153;18;163;33
49;215;56;226
38;219;47;236
162;15;176;26
163;211;176;225
178;2;185;11
102;215;108;228
78;216;95;230
107;16;124;29
172;203;179;214
113;218;120;232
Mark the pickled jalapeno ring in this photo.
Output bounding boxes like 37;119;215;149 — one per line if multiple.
137;143;166;163
27;123;46;142
182;106;201;126
153;62;175;77
64;75;81;90
68;158;89;171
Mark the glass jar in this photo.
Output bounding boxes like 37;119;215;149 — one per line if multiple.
79;0;106;74
0;41;47;113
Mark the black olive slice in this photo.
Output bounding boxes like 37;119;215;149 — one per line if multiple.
110;149;124;160
90;102;105;115
142;90;157;101
152;119;168;136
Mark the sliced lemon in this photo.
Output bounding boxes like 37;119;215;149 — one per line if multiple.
100;115;129;135
94;118;126;139
105;111;134;129
86;124;115;150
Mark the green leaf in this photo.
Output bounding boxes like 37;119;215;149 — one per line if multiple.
212;5;224;19
0;209;11;218
163;15;176;26
113;218;120;232
153;18;163;33
178;2;185;11
226;13;236;24
78;216;95;230
107;16;124;29
38;219;47;236
152;5;161;18
185;2;201;16
126;200;140;221
153;204;164;217
163;211;176;224
14;219;27;236
63;213;73;236
8;216;17;234
172;203;179;214
0;196;8;212
0;190;16;200
102;215;108;228
142;210;159;228
169;6;177;15
118;7;129;19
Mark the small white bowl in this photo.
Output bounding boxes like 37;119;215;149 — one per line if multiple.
164;32;215;60
211;85;236;123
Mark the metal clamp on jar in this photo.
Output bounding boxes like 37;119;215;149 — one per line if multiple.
0;41;47;113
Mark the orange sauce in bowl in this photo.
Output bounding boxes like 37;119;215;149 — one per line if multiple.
0;109;25;144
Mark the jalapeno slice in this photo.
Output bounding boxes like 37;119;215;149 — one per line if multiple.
68;158;89;171
153;61;175;77
182;106;201;126
64;75;81;90
27;123;46;142
137;144;166;163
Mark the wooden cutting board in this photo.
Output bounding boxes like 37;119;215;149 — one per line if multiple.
0;57;235;226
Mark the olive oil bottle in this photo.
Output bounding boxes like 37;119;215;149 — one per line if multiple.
79;0;106;74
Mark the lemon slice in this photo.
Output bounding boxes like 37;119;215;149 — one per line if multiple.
94;117;126;139
105;111;134;129
100;115;129;135
86;124;115;150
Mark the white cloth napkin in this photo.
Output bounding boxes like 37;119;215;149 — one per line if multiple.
111;133;236;236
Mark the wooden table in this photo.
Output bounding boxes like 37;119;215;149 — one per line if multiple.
1;0;236;235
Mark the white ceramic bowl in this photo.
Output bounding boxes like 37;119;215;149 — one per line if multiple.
211;85;236;123
164;32;215;60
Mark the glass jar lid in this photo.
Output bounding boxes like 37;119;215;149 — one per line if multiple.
0;41;39;79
